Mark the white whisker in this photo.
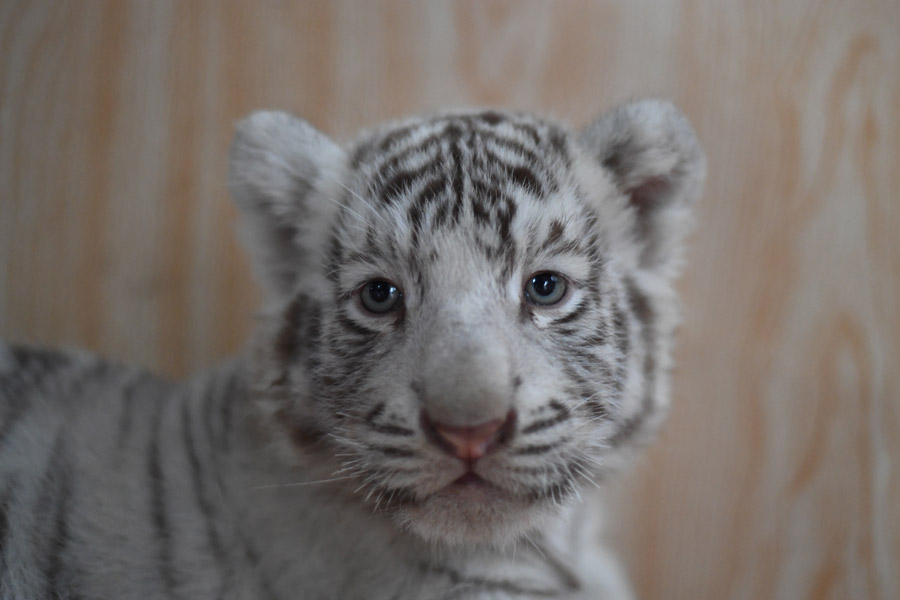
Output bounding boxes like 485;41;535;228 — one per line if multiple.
251;474;356;490
521;532;547;560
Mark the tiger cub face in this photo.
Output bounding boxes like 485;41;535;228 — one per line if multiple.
229;101;704;547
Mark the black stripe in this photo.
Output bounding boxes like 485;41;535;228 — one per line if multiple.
407;198;425;238
542;237;595;260
9;345;71;373
332;340;385;367
507;164;544;196
375;132;444;178
432;196;451;229
371;423;415;437
340;248;386;272
181;398;227;569
587;242;606;285
365;403;415;437
147;402;177;594
303;303;324;373
380;169;420;205
349;139;372;169
420;562;562;598
613;299;630;358
470;183;494;225
115;372;148;454
371;445;416;458
0;398;30;450
521;400;570;435
0;349;54;446
513;441;564;456
218;374;238;454
583;325;608;347
482;147;546;198
470;178;514;217
477;110;506;125
46;467;75;599
411;176;446;215
610;279;657;446
36;429;76;599
562;366;591;390
325;232;344;284
513;121;543;147
202;378;221;459
550;301;590;326
585;399;609;421
2;358;103;451
199;379;230;516
0;477;17;586
548;128;571;167
450;134;468;223
408;175;448;247
484;133;559;194
274;294;308;365
379;158;441;205
480;131;544;168
335;311;382;338
377;122;425;152
364;223;380;256
541;220;566;251
497;194;517;231
561;346;599;366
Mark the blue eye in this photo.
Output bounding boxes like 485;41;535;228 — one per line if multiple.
360;280;402;314
525;272;567;306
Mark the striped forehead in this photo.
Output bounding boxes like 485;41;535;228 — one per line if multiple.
353;112;570;202
343;111;574;244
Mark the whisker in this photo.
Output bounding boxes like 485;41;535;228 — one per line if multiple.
251;474;356;490
317;185;371;226
329;179;394;228
521;532;547;560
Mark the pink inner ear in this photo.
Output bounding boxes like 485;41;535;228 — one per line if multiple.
628;175;673;215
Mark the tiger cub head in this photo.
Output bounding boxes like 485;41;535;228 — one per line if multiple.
229;101;705;547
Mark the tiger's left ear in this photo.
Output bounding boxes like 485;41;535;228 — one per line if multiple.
579;99;705;276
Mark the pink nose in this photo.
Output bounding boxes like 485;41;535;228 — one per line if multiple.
423;411;515;462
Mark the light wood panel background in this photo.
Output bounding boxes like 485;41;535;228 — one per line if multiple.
1;1;898;598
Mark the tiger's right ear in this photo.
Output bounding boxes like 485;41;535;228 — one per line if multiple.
229;112;345;303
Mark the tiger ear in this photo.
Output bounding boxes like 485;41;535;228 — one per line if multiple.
229;111;345;302
579;99;705;276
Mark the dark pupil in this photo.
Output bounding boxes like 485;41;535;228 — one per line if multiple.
532;274;557;296
368;281;394;303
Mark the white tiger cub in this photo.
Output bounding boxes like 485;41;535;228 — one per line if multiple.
0;99;704;599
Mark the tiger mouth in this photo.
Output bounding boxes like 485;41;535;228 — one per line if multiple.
451;471;486;486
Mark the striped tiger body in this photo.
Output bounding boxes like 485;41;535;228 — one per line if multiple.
1;100;704;599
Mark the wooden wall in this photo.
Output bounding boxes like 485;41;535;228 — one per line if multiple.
1;1;898;598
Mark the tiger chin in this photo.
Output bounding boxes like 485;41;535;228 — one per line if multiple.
1;99;703;599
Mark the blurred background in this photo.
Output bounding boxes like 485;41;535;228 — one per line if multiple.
1;1;898;598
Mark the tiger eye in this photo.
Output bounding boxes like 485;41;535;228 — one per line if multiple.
360;280;402;314
525;272;567;306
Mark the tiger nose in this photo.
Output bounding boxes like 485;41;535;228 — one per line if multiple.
422;410;516;462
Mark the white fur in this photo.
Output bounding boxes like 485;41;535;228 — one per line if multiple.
0;100;704;599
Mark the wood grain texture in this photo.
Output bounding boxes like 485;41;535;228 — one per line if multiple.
1;1;897;598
